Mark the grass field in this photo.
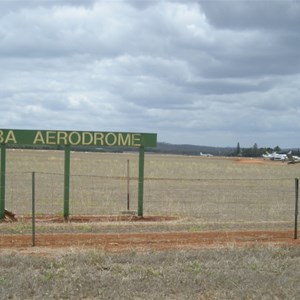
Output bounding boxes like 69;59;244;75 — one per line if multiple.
3;149;299;228
1;149;300;299
1;246;300;299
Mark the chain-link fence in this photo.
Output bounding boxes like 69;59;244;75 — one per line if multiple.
0;171;298;247
3;172;296;220
144;177;295;223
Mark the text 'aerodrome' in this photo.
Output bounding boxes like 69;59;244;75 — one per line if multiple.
0;130;142;147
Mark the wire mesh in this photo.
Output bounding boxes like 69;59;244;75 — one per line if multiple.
69;174;137;215
144;178;295;226
1;151;299;247
2;172;295;225
0;171;298;247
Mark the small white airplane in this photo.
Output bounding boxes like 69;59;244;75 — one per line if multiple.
287;152;300;164
262;152;275;159
262;151;290;161
200;152;213;157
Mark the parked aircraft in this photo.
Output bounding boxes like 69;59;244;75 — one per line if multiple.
287;152;300;164
262;151;290;161
262;152;275;159
200;152;213;157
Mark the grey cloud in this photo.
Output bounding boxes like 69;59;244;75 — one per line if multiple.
0;4;132;58
127;0;160;10
183;77;275;95
199;0;300;31
0;0;96;13
1;0;300;147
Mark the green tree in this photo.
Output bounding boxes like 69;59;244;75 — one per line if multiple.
252;143;259;157
274;145;281;152
236;142;241;156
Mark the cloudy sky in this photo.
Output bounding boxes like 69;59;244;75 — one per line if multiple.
1;0;300;148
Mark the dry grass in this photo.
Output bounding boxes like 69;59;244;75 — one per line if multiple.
1;150;300;299
1;245;300;299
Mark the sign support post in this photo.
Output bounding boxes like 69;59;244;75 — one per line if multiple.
64;145;70;220
138;146;145;217
0;144;6;219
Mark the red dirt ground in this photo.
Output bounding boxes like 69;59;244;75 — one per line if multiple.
1;216;299;252
234;158;280;165
0;231;300;252
1;230;299;252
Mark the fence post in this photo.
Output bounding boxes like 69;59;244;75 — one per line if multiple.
64;145;70;220
0;143;6;219
138;146;145;217
295;178;299;240
32;172;36;247
127;159;130;211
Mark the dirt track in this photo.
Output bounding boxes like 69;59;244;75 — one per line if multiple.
1;230;299;252
1;217;299;252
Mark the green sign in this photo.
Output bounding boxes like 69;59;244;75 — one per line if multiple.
0;128;157;219
0;129;157;147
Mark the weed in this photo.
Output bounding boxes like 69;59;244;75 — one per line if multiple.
187;260;202;273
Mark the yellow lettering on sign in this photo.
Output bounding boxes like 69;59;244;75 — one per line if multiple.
5;130;17;143
105;133;117;146
33;131;45;144
46;131;56;145
94;132;104;145
132;134;141;146
57;131;68;145
118;133;130;146
0;130;17;144
82;132;93;145
0;130;150;146
69;131;81;145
